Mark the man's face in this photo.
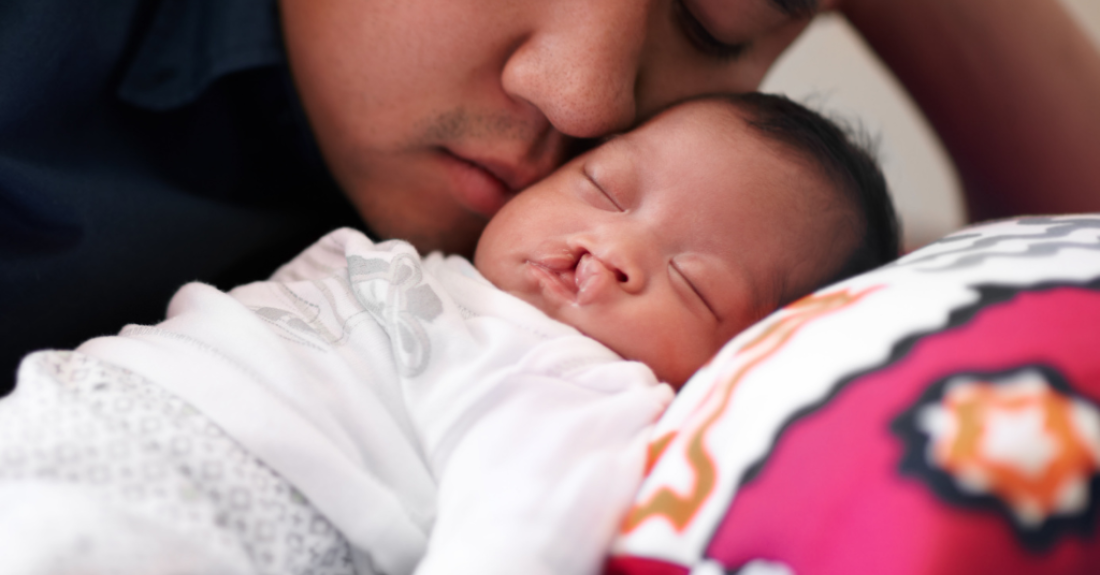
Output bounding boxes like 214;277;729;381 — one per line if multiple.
473;100;854;387
280;0;817;256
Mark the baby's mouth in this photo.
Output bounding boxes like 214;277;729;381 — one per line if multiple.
573;254;602;303
528;252;578;299
528;251;604;305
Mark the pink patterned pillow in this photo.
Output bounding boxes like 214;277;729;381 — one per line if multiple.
608;215;1100;575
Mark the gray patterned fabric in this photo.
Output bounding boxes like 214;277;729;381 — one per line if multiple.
0;350;356;575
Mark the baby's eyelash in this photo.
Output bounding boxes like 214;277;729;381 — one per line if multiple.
672;261;718;319
584;169;623;211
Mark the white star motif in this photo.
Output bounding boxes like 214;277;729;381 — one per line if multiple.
980;404;1058;479
914;369;1100;530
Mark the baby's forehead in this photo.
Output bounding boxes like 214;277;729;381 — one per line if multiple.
639;98;747;137
620;100;786;175
639;100;854;280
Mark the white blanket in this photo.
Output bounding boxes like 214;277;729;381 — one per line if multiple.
0;350;355;575
17;228;673;574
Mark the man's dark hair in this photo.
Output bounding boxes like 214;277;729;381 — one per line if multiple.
722;92;900;287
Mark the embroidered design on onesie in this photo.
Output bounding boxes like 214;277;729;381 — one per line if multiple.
349;254;443;377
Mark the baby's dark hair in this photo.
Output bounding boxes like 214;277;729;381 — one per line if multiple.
645;92;900;301
722;92;900;287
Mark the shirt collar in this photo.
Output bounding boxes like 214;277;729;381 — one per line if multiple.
117;0;284;111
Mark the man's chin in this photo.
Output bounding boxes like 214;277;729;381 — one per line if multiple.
341;180;490;258
381;216;488;259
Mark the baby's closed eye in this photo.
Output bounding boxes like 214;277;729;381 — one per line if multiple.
670;260;718;320
580;165;623;212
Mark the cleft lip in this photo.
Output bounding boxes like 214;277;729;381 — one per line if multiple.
527;249;581;300
526;247;612;306
573;253;602;303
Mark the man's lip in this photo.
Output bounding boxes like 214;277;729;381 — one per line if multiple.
445;148;545;193
437;149;514;218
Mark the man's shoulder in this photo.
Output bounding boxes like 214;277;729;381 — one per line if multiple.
117;0;285;111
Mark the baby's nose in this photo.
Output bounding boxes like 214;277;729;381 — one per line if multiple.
594;247;647;297
572;252;640;305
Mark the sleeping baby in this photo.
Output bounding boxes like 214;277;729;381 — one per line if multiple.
0;94;897;575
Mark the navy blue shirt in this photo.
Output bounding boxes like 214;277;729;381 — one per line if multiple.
0;0;364;392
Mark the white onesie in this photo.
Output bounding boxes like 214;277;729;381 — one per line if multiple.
62;228;673;575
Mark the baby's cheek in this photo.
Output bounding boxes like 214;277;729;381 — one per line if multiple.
667;325;732;388
570;304;711;386
623;330;704;388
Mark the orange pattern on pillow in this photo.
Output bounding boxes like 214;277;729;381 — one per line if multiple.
620;288;874;534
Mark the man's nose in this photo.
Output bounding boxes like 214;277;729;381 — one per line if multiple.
501;1;646;139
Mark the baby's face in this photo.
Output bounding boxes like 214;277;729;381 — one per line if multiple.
474;100;853;387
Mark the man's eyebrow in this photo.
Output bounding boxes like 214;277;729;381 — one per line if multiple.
768;0;818;18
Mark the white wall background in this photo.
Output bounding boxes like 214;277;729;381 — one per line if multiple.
760;0;1100;250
